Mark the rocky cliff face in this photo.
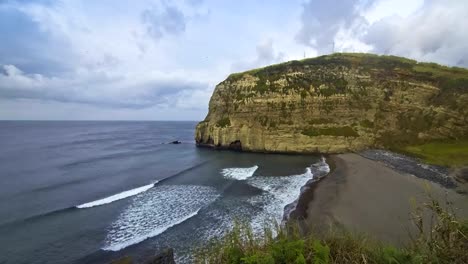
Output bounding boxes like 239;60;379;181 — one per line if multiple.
195;53;468;153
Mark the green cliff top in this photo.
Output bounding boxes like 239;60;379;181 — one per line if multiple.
228;53;468;91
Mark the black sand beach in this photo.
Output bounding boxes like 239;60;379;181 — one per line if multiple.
299;153;468;245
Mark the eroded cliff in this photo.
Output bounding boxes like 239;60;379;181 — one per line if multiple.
195;53;468;153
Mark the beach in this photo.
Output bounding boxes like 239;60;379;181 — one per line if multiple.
301;153;468;245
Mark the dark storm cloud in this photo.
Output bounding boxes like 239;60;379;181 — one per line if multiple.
141;3;187;40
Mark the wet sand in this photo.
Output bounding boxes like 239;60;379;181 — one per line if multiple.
303;153;468;245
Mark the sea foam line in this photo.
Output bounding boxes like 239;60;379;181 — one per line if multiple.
221;165;259;180
102;209;201;251
76;182;156;209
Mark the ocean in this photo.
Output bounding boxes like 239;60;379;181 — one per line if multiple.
0;121;327;264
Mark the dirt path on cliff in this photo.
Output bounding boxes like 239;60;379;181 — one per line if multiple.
305;153;468;245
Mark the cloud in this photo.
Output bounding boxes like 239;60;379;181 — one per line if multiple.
141;3;187;41
0;4;75;74
1;0;467;120
295;0;374;53
0;0;214;116
0;64;209;109
231;40;285;72
362;0;468;67
294;0;468;67
185;0;204;7
2;0;54;5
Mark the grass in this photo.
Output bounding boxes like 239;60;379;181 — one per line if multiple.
195;194;468;264
400;140;468;167
228;53;468;80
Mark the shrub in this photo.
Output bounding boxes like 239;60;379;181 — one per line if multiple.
312;240;330;264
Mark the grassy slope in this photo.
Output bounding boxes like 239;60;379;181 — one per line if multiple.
228;52;468;82
400;140;468;167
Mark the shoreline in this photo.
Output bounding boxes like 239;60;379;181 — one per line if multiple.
284;156;335;223
288;152;468;245
359;149;457;188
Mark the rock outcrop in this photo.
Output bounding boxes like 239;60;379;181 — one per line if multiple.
195;53;468;153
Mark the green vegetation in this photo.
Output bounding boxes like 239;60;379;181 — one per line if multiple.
360;119;374;128
302;126;359;137
400;140;468;167
196;195;468;264
228;53;468;85
397;110;433;132
217;117;231;128
228;53;468;111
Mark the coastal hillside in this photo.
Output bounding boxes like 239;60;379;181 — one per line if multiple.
196;53;468;153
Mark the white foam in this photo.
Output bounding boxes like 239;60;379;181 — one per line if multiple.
103;209;200;251
313;156;331;175
246;167;314;233
103;185;219;251
76;182;156;209
221;165;258;180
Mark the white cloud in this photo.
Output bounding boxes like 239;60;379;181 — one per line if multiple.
0;64;209;109
295;0;375;54
1;0;467;120
362;0;468;66
141;3;187;41
231;40;286;72
294;0;468;67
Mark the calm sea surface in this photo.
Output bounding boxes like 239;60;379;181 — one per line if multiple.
0;121;324;264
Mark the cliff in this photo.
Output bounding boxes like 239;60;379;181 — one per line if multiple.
195;53;468;153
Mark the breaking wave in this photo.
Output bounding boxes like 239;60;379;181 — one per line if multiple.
103;210;201;251
103;185;219;251
76;183;156;209
247;157;330;232
221;165;258;180
246;167;313;230
311;156;331;177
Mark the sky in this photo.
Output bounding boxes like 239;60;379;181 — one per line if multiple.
0;0;467;121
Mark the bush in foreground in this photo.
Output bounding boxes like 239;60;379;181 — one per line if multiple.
195;194;468;264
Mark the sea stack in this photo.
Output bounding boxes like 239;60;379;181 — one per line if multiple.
195;53;468;153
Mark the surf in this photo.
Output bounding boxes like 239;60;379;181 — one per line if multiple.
221;165;259;180
76;182;156;209
103;209;201;251
102;185;219;251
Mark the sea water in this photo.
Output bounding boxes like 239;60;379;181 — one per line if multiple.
0;121;327;264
